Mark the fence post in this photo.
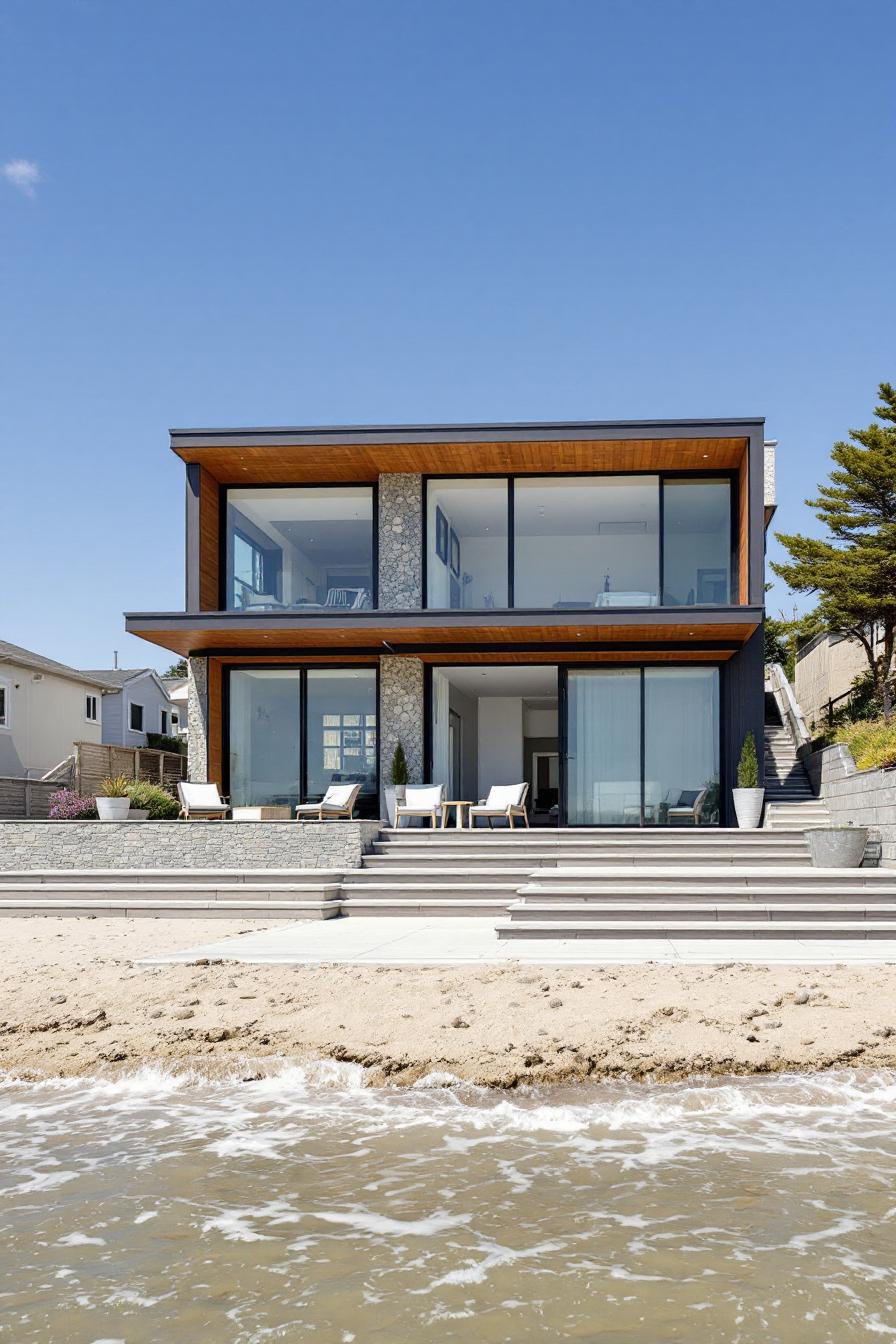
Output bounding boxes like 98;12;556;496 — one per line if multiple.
24;778;32;818
159;753;164;784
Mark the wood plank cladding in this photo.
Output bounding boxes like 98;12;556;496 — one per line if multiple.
198;467;220;610
126;614;760;658
175;436;749;485
207;657;222;788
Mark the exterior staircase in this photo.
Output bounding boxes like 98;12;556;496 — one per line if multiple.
763;690;831;830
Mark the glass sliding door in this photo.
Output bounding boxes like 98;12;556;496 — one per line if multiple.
227;666;379;814
305;669;377;802
566;669;642;825
644;668;720;826
228;669;302;809
564;665;721;825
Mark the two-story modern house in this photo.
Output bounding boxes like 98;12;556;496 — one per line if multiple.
126;418;774;826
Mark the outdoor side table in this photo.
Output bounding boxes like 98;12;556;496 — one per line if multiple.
231;806;292;821
441;800;472;829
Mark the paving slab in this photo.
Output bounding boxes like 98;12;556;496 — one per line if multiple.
137;917;896;967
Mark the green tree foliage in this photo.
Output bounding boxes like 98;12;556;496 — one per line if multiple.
773;382;896;720
163;658;189;678
390;741;408;786
736;731;759;789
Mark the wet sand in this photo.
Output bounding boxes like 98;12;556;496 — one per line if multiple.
1;917;895;1086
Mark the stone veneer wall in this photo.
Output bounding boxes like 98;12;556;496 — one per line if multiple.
379;656;425;810
0;821;383;871
378;473;422;608
187;656;209;781
805;743;896;867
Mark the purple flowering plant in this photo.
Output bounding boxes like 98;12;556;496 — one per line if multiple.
48;789;98;820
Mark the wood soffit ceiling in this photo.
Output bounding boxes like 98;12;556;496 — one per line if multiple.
173;436;749;483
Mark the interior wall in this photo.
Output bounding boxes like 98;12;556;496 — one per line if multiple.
478;697;523;794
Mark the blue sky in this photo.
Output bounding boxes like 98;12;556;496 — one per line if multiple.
2;0;893;671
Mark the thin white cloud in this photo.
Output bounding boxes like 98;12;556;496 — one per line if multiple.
3;159;41;197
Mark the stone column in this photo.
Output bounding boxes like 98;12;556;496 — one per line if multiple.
187;656;209;781
378;473;422;608
379;656;424;814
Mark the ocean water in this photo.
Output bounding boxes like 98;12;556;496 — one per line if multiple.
1;1065;895;1343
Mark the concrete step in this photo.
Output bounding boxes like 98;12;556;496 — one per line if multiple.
0;868;344;886
515;885;896;903
340;881;522;900
361;849;813;869
506;901;896;922
0;898;341;919
342;897;512;917
0;881;342;902
522;863;893;884
496;919;896;940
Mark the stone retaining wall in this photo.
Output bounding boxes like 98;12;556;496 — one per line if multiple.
0;821;383;871
807;743;896;867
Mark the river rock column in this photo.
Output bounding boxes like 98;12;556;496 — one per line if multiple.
378;473;423;608
187;656;209;782
379;656;424;815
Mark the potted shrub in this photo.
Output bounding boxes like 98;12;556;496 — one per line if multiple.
95;775;132;821
125;779;180;821
732;731;764;829
384;741;408;827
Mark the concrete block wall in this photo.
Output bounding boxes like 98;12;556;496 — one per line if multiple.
807;743;896;867
0;820;383;871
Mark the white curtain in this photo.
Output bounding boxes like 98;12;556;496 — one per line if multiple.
431;669;451;789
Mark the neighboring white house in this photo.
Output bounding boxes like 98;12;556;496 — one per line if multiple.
162;676;188;737
0;639;118;778
79;668;182;746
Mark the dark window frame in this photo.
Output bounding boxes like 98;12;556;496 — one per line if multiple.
129;701;144;733
421;470;738;612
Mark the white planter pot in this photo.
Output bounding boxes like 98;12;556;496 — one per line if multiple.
96;797;131;821
384;785;406;827
732;787;764;829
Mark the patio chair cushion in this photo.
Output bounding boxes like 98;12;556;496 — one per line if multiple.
402;785;444;809
321;783;358;809
676;789;701;808
482;784;526;809
179;782;227;810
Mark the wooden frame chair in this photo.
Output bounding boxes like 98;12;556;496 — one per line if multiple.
295;782;362;822
666;787;709;826
177;781;231;820
469;783;530;829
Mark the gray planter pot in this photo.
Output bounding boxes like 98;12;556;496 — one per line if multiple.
128;809;150;821
384;785;406;827
96;797;131;821
806;827;868;868
732;787;765;829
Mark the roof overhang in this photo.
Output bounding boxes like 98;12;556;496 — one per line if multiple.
125;606;763;660
169;418;764;485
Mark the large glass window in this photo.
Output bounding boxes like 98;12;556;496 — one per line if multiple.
565;665;720;825
426;479;508;609
228;669;302;809
662;478;732;606
305;669;377;801
225;487;374;612
514;476;659;609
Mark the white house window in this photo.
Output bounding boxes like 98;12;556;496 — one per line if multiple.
160;709;169;735
0;679;9;728
129;702;144;732
85;694;99;723
171;711;180;729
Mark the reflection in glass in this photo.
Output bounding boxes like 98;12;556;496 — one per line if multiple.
305;669;377;800
662;479;731;606
566;669;641;825
225;487;374;611
426;479;508;609
228;670;301;809
514;477;659;608
643;668;719;825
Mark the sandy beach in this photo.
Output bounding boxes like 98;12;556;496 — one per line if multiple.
0;917;894;1087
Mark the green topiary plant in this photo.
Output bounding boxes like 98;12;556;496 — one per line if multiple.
100;775;131;798
125;779;180;819
736;732;760;789
390;741;408;787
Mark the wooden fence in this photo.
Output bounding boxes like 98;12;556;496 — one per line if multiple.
74;742;187;798
0;776;64;819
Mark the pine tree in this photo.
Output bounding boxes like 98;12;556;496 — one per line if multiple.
773;382;896;720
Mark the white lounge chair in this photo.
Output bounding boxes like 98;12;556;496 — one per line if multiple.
177;781;230;820
394;784;445;829
295;782;362;822
469;783;530;829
